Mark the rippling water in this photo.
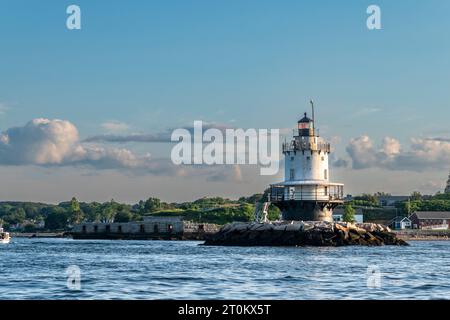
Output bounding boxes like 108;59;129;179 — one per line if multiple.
1;238;450;299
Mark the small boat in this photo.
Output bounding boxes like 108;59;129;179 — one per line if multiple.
0;226;10;244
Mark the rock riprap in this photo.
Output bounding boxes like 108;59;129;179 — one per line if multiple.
204;221;408;246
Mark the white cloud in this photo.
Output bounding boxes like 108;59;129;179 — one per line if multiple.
0;118;79;165
346;135;379;169
346;135;450;171
101;121;129;133
0;118;153;170
381;136;401;156
332;158;349;168
351;107;382;118
206;164;245;183
85;122;231;143
0;103;10;115
419;180;444;192
0;118;249;182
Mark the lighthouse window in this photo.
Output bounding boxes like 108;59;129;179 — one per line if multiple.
324;169;328;180
324;187;328;196
290;169;295;180
321;156;324;161
306;156;310;161
291;156;294;161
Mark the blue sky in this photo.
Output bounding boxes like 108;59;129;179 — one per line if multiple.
1;1;450;202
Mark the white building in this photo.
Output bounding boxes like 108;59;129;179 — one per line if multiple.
389;216;412;230
270;102;344;222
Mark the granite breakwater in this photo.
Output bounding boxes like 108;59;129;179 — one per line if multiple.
204;221;408;246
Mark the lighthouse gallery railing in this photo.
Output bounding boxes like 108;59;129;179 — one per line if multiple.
270;184;344;202
282;141;331;153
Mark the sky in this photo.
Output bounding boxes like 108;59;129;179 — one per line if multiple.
1;0;450;203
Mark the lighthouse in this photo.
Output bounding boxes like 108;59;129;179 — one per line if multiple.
269;101;344;222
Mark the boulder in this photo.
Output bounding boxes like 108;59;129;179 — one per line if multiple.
273;225;288;232
285;223;303;232
254;223;274;231
230;223;250;232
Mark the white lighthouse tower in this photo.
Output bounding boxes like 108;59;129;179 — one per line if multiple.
270;101;344;222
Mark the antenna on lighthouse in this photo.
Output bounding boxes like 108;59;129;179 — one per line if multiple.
310;99;315;131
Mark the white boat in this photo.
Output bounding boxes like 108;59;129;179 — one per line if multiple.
0;227;10;244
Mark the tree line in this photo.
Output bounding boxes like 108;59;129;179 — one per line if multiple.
0;193;281;232
348;191;450;216
3;190;449;231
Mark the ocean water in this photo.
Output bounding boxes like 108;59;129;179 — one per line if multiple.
0;238;449;300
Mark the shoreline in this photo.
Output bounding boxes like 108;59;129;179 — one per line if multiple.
11;232;65;238
394;230;450;241
10;230;450;242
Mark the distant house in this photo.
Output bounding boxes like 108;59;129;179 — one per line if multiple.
409;211;450;230
332;207;364;223
9;219;45;231
389;216;412;230
35;220;45;228
378;196;409;207
343;194;353;202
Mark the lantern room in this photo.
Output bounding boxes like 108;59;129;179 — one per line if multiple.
297;112;314;136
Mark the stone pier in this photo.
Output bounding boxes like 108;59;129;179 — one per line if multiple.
204;221;408;246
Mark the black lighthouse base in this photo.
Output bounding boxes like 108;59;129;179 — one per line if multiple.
274;200;339;222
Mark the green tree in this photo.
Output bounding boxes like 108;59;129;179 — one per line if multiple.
23;204;40;220
114;210;132;223
3;208;26;225
355;193;378;205
239;193;264;204
144;197;161;213
101;205;115;223
410;191;422;201
135;200;146;214
238;203;255;221
395;199;422;215
68;197;84;224
374;192;391;197
23;224;37;233
44;207;68;230
70;197;81;212
81;202;102;222
342;204;356;222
